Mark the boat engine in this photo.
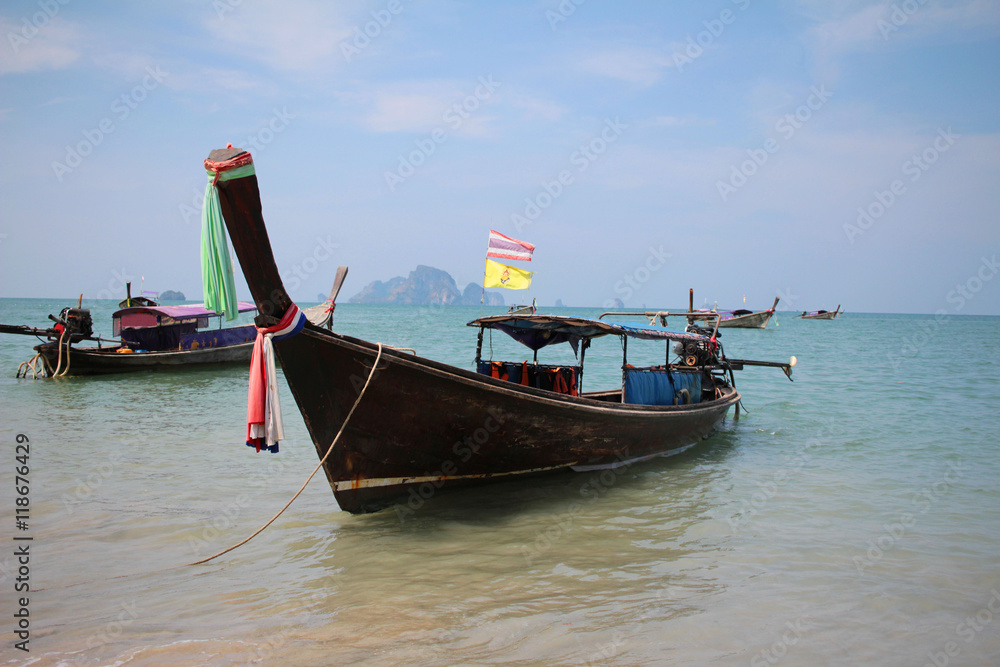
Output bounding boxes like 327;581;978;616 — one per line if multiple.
675;328;721;368
49;307;93;341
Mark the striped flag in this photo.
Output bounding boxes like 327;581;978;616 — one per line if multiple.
487;230;534;262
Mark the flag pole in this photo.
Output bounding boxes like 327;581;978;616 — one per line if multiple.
480;259;487;316
481;229;491;316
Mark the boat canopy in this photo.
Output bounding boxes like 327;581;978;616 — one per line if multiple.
113;302;256;320
112;302;256;336
468;314;708;352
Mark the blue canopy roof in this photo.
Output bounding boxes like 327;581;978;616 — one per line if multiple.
467;314;707;351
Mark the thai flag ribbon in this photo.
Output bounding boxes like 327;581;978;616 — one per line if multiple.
246;304;306;453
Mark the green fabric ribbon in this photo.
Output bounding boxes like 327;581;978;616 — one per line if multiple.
201;164;255;321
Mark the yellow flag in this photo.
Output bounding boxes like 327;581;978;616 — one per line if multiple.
484;258;532;290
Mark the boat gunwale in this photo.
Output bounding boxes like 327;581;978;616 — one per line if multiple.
35;340;254;360
298;324;740;417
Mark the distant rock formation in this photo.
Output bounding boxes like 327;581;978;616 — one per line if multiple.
349;266;504;306
464;282;504;306
159;290;185;301
554;299;565;307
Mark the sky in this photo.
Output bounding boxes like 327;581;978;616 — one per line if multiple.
0;0;998;315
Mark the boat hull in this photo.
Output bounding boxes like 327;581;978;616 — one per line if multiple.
717;310;774;329
801;306;840;320
35;341;253;375
274;326;740;514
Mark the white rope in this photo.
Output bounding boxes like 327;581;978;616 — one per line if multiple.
188;342;384;565
38;341;387;590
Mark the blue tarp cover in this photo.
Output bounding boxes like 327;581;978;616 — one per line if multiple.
624;367;702;406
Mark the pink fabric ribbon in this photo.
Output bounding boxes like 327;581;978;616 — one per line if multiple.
246;304;306;452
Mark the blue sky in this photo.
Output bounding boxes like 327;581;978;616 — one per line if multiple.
1;0;998;314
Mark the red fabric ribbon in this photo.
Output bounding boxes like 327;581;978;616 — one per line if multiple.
246;305;301;452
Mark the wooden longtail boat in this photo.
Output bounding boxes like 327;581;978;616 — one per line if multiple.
507;298;536;315
207;146;794;514
30;302;259;376
800;305;840;320
709;296;780;329
3;276;346;377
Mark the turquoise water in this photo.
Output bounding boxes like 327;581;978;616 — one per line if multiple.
1;299;998;665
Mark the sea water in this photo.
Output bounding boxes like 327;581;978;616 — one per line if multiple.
0;299;998;665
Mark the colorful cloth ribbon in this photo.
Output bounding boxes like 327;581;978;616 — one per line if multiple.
201;150;254;321
246;304;306;453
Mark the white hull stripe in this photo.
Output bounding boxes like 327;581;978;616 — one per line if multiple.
569;441;698;471
332;463;575;491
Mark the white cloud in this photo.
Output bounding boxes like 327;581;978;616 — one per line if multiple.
506;93;566;122
0;17;80;75
579;47;672;87
40;96;84;106
643;115;716;128
203;2;355;72
366;91;452;132
362;80;501;136
804;0;1000;61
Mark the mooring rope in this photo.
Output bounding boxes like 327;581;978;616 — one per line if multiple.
16;353;45;379
188;342;384;566
37;341;385;590
51;330;67;377
55;336;71;377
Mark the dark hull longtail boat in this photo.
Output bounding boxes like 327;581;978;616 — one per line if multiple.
800;305;841;320
207;146;795;514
